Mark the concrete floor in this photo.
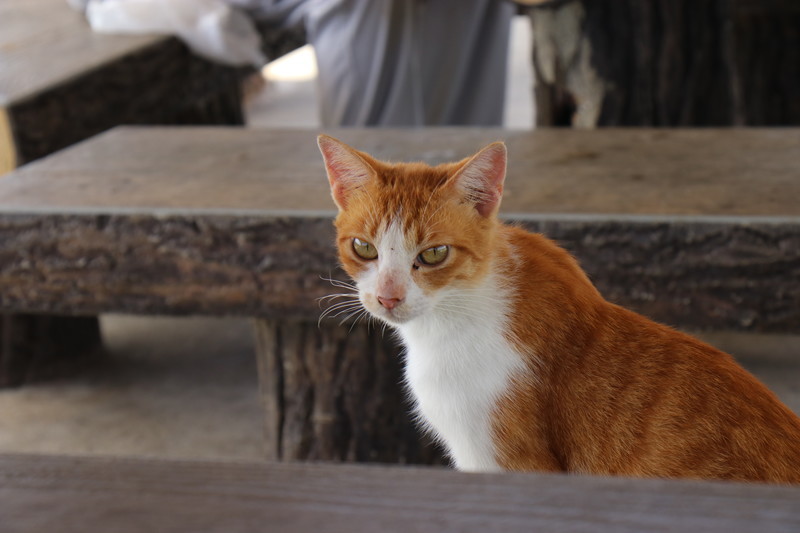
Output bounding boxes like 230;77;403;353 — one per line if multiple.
0;316;265;460
0;317;797;460
0;18;798;461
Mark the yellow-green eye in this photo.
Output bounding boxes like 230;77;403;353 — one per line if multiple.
353;238;378;260
418;245;449;266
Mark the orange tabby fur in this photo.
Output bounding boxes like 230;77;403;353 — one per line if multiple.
320;135;800;483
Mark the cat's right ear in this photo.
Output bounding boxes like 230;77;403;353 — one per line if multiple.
449;142;507;218
317;135;375;210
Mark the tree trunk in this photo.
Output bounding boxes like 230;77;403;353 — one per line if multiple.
253;318;446;465
529;0;800;127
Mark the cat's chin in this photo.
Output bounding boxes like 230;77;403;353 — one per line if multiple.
368;307;418;327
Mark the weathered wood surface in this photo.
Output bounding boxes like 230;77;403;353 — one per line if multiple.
1;453;799;533
0;0;163;107
0;127;798;332
0;2;247;171
0;0;258;386
527;0;800;127
3;127;799;215
254;319;445;464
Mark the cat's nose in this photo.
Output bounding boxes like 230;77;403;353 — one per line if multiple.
377;296;403;310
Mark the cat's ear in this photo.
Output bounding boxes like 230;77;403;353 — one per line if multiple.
317;135;375;210
450;142;507;218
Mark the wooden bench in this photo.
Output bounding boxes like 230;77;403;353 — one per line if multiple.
0;126;798;464
0;0;253;174
0;0;304;389
1;453;798;532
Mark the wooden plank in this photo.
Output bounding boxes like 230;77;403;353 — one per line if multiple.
0;0;165;106
0;212;796;331
0;1;249;168
0;454;798;533
0;128;798;331
1;127;799;216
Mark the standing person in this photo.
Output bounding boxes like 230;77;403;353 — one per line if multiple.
243;0;516;126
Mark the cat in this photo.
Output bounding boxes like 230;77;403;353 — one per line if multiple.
317;134;800;483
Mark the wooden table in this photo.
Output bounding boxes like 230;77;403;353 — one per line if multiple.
0;0;257;389
0;0;247;174
0;127;798;464
1;127;798;328
0;453;798;533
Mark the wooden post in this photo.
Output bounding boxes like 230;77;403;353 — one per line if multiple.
253;318;446;465
0;314;102;387
527;0;800;127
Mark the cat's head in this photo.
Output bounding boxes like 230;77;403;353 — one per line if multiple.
318;135;507;326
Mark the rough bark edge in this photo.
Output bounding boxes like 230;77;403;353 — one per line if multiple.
0;213;797;332
253;318;446;465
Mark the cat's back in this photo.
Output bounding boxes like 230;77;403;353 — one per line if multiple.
571;307;800;483
495;225;800;483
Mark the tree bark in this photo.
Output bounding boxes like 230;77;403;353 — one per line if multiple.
529;0;800;127
254;318;446;465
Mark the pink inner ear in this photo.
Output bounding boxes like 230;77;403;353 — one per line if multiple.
455;142;507;218
318;135;373;210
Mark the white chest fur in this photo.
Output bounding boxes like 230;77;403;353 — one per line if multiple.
397;278;525;472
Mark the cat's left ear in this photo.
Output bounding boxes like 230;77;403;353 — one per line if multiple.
317;135;376;210
450;142;507;218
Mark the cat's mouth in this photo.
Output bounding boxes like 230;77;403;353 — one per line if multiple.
371;306;414;325
363;297;417;326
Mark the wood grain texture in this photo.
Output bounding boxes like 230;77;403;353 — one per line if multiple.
0;213;796;331
0;128;798;332
527;0;800;126
0;0;249;168
5;39;247;166
254;319;445;464
1;127;799;216
0;453;798;533
0;0;163;106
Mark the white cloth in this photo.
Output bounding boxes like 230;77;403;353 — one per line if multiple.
80;0;266;67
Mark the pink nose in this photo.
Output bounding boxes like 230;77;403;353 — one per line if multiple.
377;296;403;310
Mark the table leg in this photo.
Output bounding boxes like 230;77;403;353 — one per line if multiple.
0;314;102;387
253;318;446;465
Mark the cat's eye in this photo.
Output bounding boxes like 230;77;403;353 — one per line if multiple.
418;245;449;266
352;238;378;260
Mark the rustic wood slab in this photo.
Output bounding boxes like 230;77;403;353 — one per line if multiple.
0;0;163;108
0;0;265;385
0;453;798;533
0;127;797;332
0;0;247;173
2;127;799;215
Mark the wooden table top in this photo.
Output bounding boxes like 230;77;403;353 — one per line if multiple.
0;0;164;107
1;126;799;219
0;127;797;330
1;453;798;533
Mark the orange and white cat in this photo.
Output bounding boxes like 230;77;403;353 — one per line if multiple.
318;135;800;483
